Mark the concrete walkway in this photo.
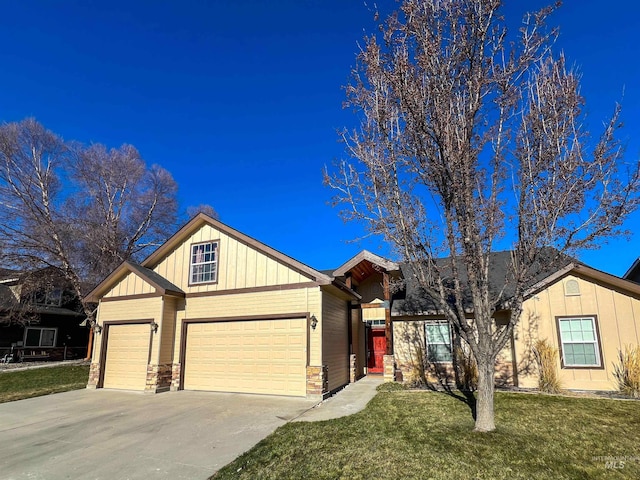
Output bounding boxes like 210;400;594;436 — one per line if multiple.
294;375;383;422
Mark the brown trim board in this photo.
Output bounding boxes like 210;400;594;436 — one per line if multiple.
185;282;319;298
101;293;162;302
178;312;310;391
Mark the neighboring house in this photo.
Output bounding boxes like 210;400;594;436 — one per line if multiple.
85;214;640;396
0;267;87;361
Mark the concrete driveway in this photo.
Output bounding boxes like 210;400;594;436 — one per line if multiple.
0;389;318;480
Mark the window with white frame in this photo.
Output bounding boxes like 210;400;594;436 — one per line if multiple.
190;241;218;284
24;327;57;347
425;322;453;363
557;317;601;367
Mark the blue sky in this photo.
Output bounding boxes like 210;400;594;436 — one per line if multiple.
0;1;638;275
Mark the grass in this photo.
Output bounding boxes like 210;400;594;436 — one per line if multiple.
213;390;640;479
0;364;90;403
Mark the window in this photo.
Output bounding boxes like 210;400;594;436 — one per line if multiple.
557;317;601;367
24;327;57;347
190;241;218;284
425;322;453;362
34;288;63;306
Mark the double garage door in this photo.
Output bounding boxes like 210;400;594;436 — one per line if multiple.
183;318;307;397
101;318;307;395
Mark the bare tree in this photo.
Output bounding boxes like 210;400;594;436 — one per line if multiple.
326;0;640;431
67;143;178;286
0;118;179;323
186;203;219;220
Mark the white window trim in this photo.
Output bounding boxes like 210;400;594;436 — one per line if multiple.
24;327;58;348
425;321;453;363
189;241;219;285
558;316;601;368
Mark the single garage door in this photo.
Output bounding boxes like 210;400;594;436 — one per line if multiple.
183;318;306;396
103;323;150;390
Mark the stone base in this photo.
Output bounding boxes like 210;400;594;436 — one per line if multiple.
349;354;357;383
145;363;172;393
383;355;396;382
170;363;181;391
87;362;100;388
306;365;329;395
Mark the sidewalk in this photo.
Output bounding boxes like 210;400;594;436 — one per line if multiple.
293;375;383;422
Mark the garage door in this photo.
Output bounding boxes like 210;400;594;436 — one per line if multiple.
183;318;306;396
103;323;150;390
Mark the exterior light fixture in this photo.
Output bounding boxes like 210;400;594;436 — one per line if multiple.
94;324;103;334
310;315;318;330
150;320;159;333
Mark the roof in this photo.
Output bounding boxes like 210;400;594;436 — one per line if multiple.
86;214;360;302
333;250;400;283
85;261;185;302
623;257;640;282
390;250;640;316
142;213;333;285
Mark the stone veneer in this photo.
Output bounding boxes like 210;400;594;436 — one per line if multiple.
383;355;396;382
87;362;100;388
349;354;357;383
170;363;181;391
145;363;172;392
306;365;329;396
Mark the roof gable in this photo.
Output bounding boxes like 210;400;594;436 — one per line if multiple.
142;213;332;287
86;261;184;302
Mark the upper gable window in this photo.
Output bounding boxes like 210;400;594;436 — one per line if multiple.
190;241;219;285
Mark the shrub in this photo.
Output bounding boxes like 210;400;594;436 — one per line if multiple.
453;346;478;391
533;339;562;394
376;381;407;392
613;345;640;398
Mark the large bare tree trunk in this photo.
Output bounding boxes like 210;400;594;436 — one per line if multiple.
474;356;496;432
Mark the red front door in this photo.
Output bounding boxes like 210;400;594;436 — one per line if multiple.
367;328;386;373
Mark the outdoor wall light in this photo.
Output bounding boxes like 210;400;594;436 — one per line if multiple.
94;324;103;334
310;315;318;330
150;320;159;333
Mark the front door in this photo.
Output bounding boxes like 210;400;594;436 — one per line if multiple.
367;328;386;373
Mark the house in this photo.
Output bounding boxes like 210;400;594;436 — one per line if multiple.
0;267;88;361
379;252;640;392
85;214;360;397
85;213;640;396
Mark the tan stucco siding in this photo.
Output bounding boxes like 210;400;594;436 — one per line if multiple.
151;223;313;294
94;297;162;363
172;287;322;366
321;291;349;391
514;274;640;391
103;271;155;298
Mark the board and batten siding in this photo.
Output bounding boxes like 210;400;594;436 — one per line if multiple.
515;273;640;391
159;297;178;365
103;271;155;298
321;290;349;392
93;296;162;362
151;223;313;294
172;287;323;367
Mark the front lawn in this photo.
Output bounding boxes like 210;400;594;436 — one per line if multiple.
0;364;90;403
213;390;640;479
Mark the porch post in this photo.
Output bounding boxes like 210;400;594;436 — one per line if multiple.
383;271;395;382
